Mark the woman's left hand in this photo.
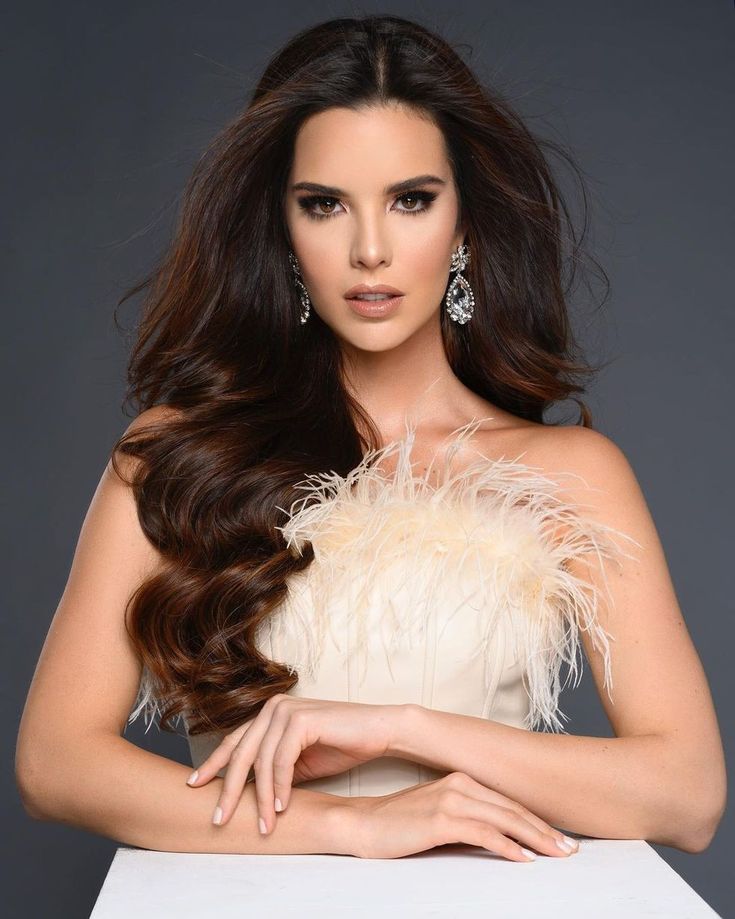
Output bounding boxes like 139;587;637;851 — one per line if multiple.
186;694;404;833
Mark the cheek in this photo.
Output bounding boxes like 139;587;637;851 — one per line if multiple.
402;231;453;297
402;204;458;272
300;252;340;305
288;219;339;286
286;204;457;305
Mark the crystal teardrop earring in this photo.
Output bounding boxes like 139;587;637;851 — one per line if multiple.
288;251;311;324
445;243;475;324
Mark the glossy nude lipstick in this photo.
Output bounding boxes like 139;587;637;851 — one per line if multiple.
344;283;404;319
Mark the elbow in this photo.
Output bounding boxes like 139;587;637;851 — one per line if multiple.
645;735;728;854
676;793;727;854
15;767;50;821
658;762;727;854
648;802;724;854
15;745;58;823
18;789;48;822
680;751;728;853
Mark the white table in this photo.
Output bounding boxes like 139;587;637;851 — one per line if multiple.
90;838;720;917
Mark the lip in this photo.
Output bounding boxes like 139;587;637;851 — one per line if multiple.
344;283;405;299
344;284;405;320
347;294;404;318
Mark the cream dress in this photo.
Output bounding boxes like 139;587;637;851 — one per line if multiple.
128;416;639;798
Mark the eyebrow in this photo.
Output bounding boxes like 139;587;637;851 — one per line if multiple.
290;174;447;197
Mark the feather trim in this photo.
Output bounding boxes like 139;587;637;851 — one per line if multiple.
126;666;185;734
127;415;641;736
273;417;642;733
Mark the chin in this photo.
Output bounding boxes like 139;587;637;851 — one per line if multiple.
338;334;408;354
322;307;438;352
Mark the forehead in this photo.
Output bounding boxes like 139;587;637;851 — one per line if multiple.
290;104;451;187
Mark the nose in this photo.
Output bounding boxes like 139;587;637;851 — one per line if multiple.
349;211;392;271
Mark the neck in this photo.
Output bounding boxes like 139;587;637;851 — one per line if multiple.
340;315;466;442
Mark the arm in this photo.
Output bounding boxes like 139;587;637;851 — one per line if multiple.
19;731;353;855
387;429;726;853
391;707;689;848
15;406;352;855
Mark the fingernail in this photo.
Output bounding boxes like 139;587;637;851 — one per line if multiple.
259;817;267;834
556;838;573;853
212;806;223;825
187;770;199;785
274;798;283;812
563;835;579;850
520;847;536;860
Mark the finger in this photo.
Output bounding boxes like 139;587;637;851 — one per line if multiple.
270;728;304;815
253;708;301;833
442;815;539;863
457;797;576;859
186;724;251;787
493;806;579;857
212;733;261;826
453;775;578;854
498;801;578;853
212;708;276;826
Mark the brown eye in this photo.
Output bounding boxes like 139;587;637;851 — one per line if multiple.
298;195;343;220
394;190;437;214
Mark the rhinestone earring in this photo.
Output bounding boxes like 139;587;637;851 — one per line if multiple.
445;243;475;324
288;251;311;324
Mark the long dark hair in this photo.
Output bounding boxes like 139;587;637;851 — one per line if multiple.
113;14;611;735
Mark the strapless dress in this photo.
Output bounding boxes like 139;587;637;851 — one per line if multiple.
128;417;638;797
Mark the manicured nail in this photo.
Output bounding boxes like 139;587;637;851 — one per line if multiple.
187;770;199;785
212;806;223;825
520;847;536;860
259;817;267;834
563;835;578;849
274;798;283;812
556;838;573;853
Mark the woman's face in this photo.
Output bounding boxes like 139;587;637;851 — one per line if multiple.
284;103;465;354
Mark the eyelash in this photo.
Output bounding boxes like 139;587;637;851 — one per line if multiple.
297;190;438;221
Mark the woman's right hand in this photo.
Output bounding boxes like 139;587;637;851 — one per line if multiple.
342;771;580;861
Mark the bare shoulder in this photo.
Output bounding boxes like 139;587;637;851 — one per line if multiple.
473;410;631;481
507;423;655;562
474;417;648;536
521;424;640;499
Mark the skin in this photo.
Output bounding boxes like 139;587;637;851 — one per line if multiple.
283;101;532;454
15;103;725;862
271;102;724;851
187;104;574;859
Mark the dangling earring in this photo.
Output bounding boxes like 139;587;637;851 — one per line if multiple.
288;251;311;324
445;243;475;324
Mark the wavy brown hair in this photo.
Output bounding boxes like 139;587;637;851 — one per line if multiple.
113;14;613;736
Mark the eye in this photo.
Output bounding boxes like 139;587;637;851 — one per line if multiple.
297;189;438;221
394;191;437;214
296;196;344;220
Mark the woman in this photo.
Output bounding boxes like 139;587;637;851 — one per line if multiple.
16;14;725;862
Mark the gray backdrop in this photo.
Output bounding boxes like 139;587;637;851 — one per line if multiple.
3;2;732;916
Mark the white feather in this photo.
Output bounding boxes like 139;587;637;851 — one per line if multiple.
272;417;641;733
128;416;641;735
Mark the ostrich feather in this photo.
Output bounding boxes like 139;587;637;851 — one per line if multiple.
128;416;641;735
269;417;642;733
